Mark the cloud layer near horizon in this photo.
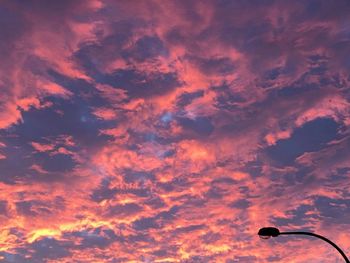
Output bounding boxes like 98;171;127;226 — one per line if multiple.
1;1;350;262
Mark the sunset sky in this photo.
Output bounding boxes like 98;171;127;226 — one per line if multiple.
1;1;350;262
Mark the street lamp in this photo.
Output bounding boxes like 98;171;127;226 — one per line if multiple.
258;227;350;263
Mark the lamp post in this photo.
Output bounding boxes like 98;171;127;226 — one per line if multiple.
258;227;350;263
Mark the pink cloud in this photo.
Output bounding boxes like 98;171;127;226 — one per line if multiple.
30;164;49;174
31;142;55;153
92;107;117;121
0;1;350;262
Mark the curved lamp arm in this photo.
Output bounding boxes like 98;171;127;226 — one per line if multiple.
258;227;350;263
280;231;349;263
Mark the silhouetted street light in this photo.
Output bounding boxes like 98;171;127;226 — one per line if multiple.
258;227;350;262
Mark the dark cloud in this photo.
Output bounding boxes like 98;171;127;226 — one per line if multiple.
16;201;39;217
29;237;71;261
123;169;155;184
227;255;258;263
266;118;340;165
0;200;8;215
132;216;159;231
271;204;317;228
14;95;112;148
90;180;118;203
229;199;251;209
188;55;235;76
124;35;168;62
38;153;76;173
100;69;181;98
0;146;32;184
176;90;204;108
176;116;214;136
315;196;350;224
173;224;205;234
106;203;143;217
69;227;119;249
0;4;28;56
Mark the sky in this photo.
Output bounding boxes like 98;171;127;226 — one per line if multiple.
0;0;350;262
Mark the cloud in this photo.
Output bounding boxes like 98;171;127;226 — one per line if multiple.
1;0;350;262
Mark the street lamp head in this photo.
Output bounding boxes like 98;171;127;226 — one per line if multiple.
258;227;280;239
